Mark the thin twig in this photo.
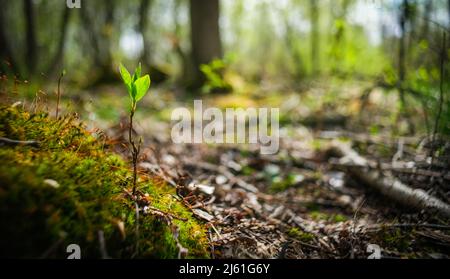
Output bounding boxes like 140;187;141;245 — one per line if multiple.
98;230;110;259
134;201;140;257
56;71;65;119
146;205;188;222
0;137;39;147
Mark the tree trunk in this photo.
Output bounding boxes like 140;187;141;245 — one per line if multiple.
80;1;116;84
172;0;193;86
284;17;304;79
139;0;152;67
398;0;409;109
420;0;432;41
24;0;37;76
310;0;319;75
101;1;115;77
47;7;71;76
189;0;222;88
329;0;350;74
80;6;100;66
0;8;19;74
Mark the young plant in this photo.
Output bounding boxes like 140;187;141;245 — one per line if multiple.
200;58;232;94
119;63;151;195
56;70;66;119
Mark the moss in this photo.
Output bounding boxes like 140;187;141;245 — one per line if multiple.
377;228;413;252
310;139;327;151
269;173;304;193
309;211;347;223
331;214;348;223
305;202;320;211
0;105;209;258
310;211;329;221
241;165;257;176
287;228;315;243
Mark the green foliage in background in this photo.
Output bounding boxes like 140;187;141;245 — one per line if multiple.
200;58;233;94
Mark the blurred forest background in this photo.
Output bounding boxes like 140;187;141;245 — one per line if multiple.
0;0;448;136
0;0;450;259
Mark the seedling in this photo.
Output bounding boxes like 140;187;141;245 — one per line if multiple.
56;70;66;119
119;63;151;195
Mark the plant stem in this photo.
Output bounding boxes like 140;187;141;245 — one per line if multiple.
56;72;64;119
129;105;139;195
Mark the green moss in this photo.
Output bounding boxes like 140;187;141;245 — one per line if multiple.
331;214;348;223
287;228;315;243
0;105;209;258
378;228;413;252
310;211;348;223
305;202;320;211
310;211;329;221
241;165;257;176
269;173;304;193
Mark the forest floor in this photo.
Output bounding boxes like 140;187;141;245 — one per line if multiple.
4;79;450;258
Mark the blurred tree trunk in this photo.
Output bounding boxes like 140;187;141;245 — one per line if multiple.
101;2;115;77
173;0;193;86
0;8;18;74
80;1;116;84
420;0;432;40
284;17;305;79
189;0;222;89
407;1;417;47
24;0;37;76
80;10;97;68
398;0;409;108
329;0;351;74
448;0;450;28
416;0;432;69
139;0;153;67
310;0;319;75
47;7;71;77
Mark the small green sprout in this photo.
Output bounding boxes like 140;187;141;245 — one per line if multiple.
119;63;151;111
119;63;151;195
56;69;66;119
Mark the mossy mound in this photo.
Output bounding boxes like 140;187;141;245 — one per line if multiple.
0;105;209;258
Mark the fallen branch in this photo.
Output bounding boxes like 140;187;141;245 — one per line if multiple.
329;142;450;218
171;225;188;259
368;223;450;230
0;137;39;147
360;78;425;113
318;130;419;148
184;160;259;193
330;160;450;181
97;230;111;259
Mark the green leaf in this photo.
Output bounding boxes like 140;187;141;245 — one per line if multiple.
131;82;137;100
119;63;133;97
133;63;142;82
119;63;132;86
134;75;151;102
